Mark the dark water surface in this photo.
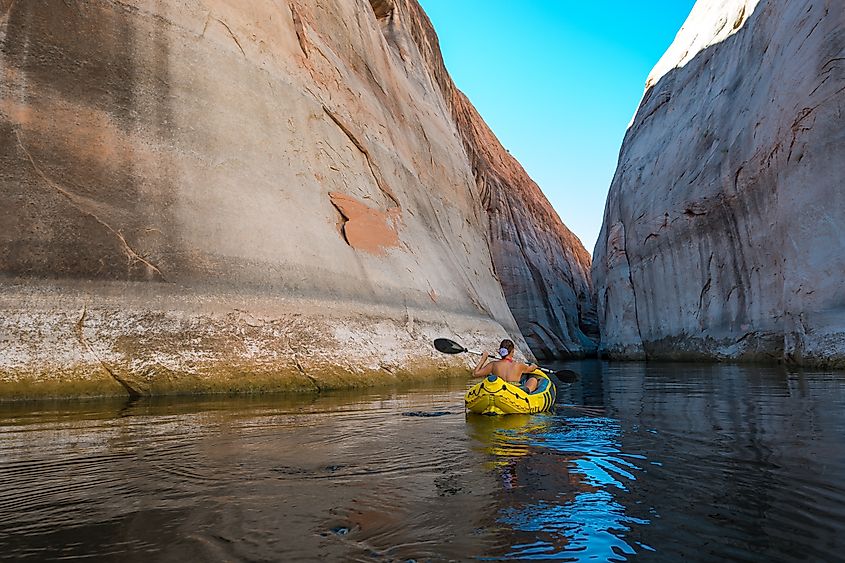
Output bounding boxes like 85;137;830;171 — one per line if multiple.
1;362;844;562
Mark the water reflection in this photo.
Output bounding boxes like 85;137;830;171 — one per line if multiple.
467;411;651;560
1;364;844;561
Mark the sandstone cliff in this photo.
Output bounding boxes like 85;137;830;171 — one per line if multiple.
593;0;845;365
0;0;592;398
396;1;598;359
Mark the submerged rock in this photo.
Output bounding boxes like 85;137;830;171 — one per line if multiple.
0;0;591;398
593;0;845;366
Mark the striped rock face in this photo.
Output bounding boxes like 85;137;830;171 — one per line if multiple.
593;0;845;366
0;0;592;398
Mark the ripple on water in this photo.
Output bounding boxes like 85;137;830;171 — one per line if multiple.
1;366;844;561
470;411;650;561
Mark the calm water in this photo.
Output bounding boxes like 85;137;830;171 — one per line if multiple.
1;362;844;562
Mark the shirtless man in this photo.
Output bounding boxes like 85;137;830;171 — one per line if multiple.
472;339;541;393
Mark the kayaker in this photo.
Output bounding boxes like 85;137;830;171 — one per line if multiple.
472;339;541;393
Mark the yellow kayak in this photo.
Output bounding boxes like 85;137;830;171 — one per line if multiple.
465;370;556;415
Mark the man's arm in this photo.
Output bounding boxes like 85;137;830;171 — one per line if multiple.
522;362;539;373
473;352;494;377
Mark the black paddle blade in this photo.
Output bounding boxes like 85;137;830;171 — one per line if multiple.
554;369;580;384
433;338;467;355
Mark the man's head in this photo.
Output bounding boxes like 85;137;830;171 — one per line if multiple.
499;339;514;358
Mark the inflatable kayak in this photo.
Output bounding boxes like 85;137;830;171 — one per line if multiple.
465;369;556;415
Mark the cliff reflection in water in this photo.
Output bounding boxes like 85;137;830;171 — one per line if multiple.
467;409;651;561
0;363;844;561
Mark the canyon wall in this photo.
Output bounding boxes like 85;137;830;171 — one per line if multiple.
0;0;593;399
594;0;845;365
396;2;598;359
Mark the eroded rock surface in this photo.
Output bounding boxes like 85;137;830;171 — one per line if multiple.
395;2;598;359
593;0;845;366
0;0;591;398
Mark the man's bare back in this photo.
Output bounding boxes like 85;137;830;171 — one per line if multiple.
472;339;540;393
489;358;534;383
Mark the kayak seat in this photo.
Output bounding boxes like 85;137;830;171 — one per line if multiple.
484;374;549;395
519;373;550;395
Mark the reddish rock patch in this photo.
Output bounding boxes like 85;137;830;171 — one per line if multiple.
329;192;401;256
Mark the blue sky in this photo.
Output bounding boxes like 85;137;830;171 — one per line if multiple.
417;0;696;254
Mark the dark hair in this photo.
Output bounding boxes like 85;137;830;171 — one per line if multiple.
499;339;514;354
